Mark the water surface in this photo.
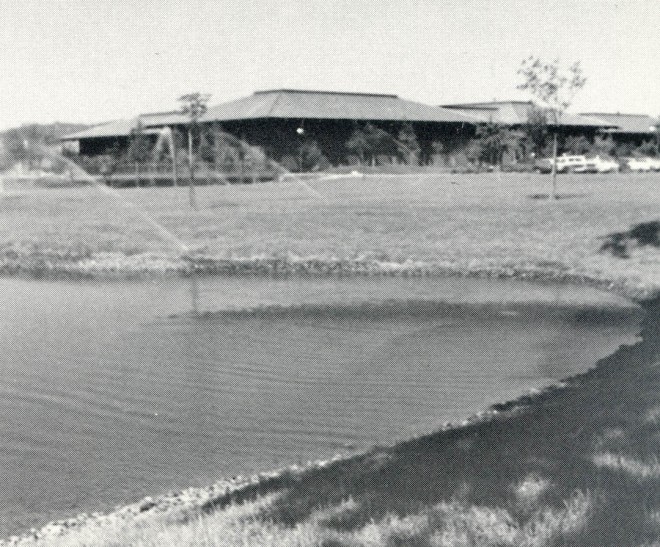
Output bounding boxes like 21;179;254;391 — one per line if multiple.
0;276;642;535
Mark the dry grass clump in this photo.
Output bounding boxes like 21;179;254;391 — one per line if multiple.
593;453;660;480
22;490;594;547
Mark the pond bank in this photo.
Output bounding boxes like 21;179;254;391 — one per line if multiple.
1;250;658;303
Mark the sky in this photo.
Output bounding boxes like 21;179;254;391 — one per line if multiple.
1;0;659;130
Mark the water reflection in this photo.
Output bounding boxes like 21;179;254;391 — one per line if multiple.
190;272;200;316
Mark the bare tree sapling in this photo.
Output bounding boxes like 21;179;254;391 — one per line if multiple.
179;93;211;209
518;57;586;199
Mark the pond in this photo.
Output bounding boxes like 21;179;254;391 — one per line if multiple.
0;275;642;535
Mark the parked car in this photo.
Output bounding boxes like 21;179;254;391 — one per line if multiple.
533;158;554;174
624;157;653;172
583;155;620;173
534;154;625;174
534;155;591;174
556;155;589;173
642;157;660;171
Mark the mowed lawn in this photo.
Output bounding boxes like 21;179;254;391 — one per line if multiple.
0;172;658;292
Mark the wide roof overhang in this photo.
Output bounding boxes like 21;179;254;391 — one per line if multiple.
200;89;484;124
442;101;616;129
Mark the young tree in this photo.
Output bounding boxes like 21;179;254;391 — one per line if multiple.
501;128;525;164
397;122;421;165
564;135;591;155
474;122;523;167
2;128;27;164
211;128;240;172
518;57;586;198
475;123;500;166
464;138;485;168
297;140;329;171
521;105;549;159
127;121;151;185
347;123;395;166
614;141;636;158
345;125;369;166
97;141;124;182
179;92;211;209
363;123;393;165
198;125;216;164
636;139;658;157
2;126;47;169
128;123;151;162
475;122;523;166
590;134;615;157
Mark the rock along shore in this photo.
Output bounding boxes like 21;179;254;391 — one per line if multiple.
0;250;657;302
0;454;350;546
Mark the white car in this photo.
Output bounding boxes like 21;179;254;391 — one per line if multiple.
643;157;660;171
584;155;620;173
625;157;653;172
537;155;589;173
555;155;588;173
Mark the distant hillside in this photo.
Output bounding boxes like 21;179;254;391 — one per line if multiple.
0;122;92;146
0;122;92;169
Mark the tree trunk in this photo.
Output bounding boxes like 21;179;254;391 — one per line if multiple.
551;132;558;200
190;273;199;316
171;130;178;187
188;128;197;209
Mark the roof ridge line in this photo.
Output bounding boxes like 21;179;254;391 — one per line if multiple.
266;91;284;118
254;89;398;98
581;112;655;117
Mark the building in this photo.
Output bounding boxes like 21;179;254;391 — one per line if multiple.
65;93;658;169
197;89;487;164
62;90;484;166
61;113;188;156
442;100;613;137
580;112;660;148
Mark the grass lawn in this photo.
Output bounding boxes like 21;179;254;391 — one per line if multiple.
0;172;658;295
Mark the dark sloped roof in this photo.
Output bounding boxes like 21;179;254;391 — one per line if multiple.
62;91;484;142
60;116;175;140
202;89;483;124
442;101;613;128
139;111;189;126
61;119;140;140
580;112;659;134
